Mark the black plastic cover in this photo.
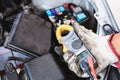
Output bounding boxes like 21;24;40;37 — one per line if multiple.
24;53;65;80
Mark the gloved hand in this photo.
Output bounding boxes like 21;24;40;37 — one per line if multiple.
63;21;120;77
63;51;84;77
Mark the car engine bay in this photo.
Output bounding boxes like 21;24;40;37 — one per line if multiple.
0;0;119;80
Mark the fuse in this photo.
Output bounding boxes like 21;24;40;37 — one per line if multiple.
63;3;69;11
70;5;82;17
46;10;52;16
59;6;65;12
55;8;60;13
50;9;57;16
70;5;87;22
76;13;87;22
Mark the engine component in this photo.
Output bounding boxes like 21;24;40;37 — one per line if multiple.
103;24;118;35
45;3;89;29
4;12;52;57
23;53;65;80
4;63;19;80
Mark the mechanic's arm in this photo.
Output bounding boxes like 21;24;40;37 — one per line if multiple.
111;33;120;56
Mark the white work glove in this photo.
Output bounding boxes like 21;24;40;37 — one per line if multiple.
63;21;119;77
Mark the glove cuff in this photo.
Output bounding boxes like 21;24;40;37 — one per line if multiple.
108;34;120;60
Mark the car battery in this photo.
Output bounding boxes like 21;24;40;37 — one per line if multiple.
4;12;52;57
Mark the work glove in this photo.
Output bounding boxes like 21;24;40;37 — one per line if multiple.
63;21;120;77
